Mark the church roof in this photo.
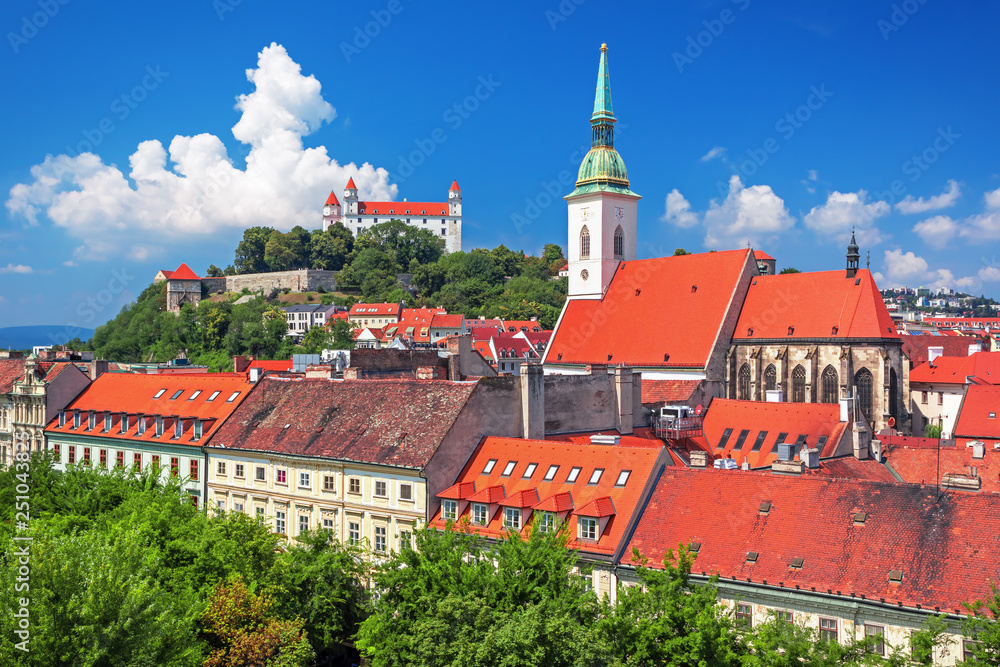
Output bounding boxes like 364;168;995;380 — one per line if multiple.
733;269;897;341
545;249;753;369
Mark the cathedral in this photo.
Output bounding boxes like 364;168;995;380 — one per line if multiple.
543;44;908;433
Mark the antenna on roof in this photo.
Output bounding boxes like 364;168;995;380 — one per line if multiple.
866;251;870;269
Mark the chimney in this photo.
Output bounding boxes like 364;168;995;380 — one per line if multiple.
969;344;981;357
520;363;544;440
585;363;609;375
234;355;254;373
839;396;853;423
249;367;262;382
870;439;883;461
802;448;820;468
928;346;944;365
972;440;986;460
853;422;870;460
89;359;108;380
614;367;633;435
765;389;784;403
415;366;437;380
343;368;360;380
304;365;333;379
689;450;708;468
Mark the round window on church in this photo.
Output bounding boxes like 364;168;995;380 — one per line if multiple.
581;269;589;281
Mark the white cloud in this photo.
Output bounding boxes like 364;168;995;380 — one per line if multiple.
702;176;795;248
895;179;961;214
879;248;977;291
803;190;890;247
662;177;795;249
661;189;699;228
912;215;958;250
0;263;34;274
61;260;77;267
129;245;163;262
807;170;819;182
700;146;726;162
979;266;1000;282
5;43;397;261
985;186;1000;210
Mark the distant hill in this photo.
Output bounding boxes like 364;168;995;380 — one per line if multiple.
0;326;95;351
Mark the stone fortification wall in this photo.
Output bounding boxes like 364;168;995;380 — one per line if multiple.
200;270;337;295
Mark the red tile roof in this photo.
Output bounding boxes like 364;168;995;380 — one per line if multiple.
910;352;1000;385
439;481;476;500
349;303;402;317
641;379;701;404
0;359;27;394
625;467;1000;615
449;180;461;191
430;434;664;557
900;333;984;368
502;320;544;333
169;263;200;281
430;313;464;329
44;373;253;447
358;202;449;216
806;456;898;483
695;399;847;469
546;250;752;368
158;270;174;279
885;435;1000;493
753;250;775;261
325;191;340;206
471;326;503;341
205;376;478;469
734;269;897;341
955;385;1000;442
247;360;293;372
346;177;357;189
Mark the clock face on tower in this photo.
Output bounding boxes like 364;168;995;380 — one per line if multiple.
614;207;625;220
580;208;589;221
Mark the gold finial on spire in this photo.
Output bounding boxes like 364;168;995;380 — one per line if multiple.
601;43;607;51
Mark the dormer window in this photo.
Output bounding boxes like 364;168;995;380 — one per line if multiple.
120;413;129;433
501;461;517;477
104;413;112;432
87;412;95;430
155;417;164;438
173;419;183;439
544;465;559;481
58;411;66;427
579;517;598;541
73;412;81;429
566;466;582;483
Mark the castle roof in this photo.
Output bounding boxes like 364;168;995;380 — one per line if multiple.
325;191;340;206
168;263;200;281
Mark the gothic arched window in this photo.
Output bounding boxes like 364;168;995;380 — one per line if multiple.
763;364;776;393
822;366;839;404
889;368;898;422
580;225;591;260
614;225;624;259
855;368;874;421
738;363;752;400
792;365;806;403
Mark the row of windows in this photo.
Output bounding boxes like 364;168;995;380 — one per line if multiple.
58;412;205;440
55;444;199;479
480;458;630;487
920;391;946;405
215;461;414;500
440;500;601;540
151;388;239;403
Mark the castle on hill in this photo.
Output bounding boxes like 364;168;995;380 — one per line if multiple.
322;178;462;254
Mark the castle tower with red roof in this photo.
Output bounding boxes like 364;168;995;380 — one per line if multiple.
165;263;202;314
321;177;462;253
566;43;640;299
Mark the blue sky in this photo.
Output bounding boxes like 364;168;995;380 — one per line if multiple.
2;0;1000;330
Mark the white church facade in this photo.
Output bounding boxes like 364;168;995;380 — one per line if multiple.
322;178;463;254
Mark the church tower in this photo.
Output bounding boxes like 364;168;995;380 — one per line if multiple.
566;43;641;299
846;229;860;279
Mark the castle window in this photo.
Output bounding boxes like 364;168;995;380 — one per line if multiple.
614;225;624;259
822;366;839;404
580;225;591;260
792;365;806;403
738;363;751;400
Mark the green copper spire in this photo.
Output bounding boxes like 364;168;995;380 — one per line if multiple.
568;43;639;199
591;43;614;123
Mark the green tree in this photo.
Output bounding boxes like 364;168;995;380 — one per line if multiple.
265;230;299;272
309;228;351;271
780;267;802;274
359;219;445;267
924;423;942;439
543;243;565;263
234;226;274;274
206;264;225;277
329;318;356;350
673;248;690;256
413;262;447;296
